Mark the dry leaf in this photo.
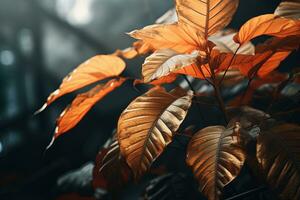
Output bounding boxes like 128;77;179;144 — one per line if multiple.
129;23;206;53
175;0;239;38
186;124;245;200
275;0;300;19
37;55;126;113
257;123;300;200
118;87;193;178
234;14;300;45
53;78;126;142
142;49;199;82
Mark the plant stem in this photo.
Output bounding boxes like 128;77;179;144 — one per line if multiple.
213;82;229;123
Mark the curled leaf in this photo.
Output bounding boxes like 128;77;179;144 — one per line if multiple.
175;0;239;38
142;49;199;82
118;87;193;178
257;123;300;200
37;55;126;113
53;78;126;142
186;124;245;200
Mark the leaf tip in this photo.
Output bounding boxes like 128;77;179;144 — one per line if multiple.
34;103;48;115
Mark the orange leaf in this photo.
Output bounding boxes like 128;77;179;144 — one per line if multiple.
175;0;239;38
49;78;126;146
129;23;206;53
114;47;138;59
234;14;300;45
37;55;126;113
133;73;178;86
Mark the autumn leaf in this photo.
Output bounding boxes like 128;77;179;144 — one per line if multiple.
93;139;132;190
186;124;245;200
274;0;300;19
257;123;300;200
118;87;193;178
37;55;126;113
175;0;239;38
129;23;206;53
234;14;300;45
142;49;199;82
49;78;126;147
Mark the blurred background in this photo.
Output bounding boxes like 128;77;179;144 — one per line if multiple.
0;0;298;199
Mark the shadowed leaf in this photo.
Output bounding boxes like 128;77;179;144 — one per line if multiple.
186;124;246;200
257;123;300;200
275;0;300;19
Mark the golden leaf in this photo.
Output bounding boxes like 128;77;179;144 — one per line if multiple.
129;23;206;53
257;123;300;200
53;78;126;141
118;87;193;178
275;0;300;19
175;0;239;38
234;14;300;45
142;49;199;82
37;55;126;113
186;124;245;200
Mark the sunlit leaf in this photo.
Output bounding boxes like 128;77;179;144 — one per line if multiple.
52;78;126;142
142;49;199;82
275;0;300;19
129;23;206;53
93;138;132;190
175;0;239;38
186;124;245;200
118;87;193;178
37;55;126;113
257;123;300;200
234;14;300;45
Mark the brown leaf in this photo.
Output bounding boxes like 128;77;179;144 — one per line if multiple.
234;14;300;45
117;87;193;178
257;123;300;200
37;55;126;113
275;0;300;19
113;47;138;59
93;139;132;190
142;49;199;82
186;124;246;200
129;23;206;53
175;0;239;38
52;78;126;143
